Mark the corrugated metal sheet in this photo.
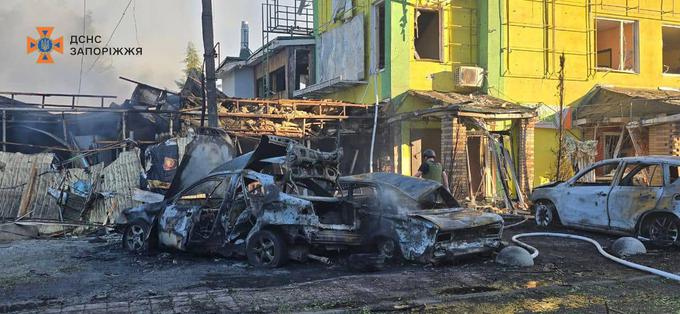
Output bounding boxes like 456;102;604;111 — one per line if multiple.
0;152;57;219
1;137;193;224
89;149;143;224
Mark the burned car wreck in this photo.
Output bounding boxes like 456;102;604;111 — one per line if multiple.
115;136;504;267
531;156;680;246
340;173;504;263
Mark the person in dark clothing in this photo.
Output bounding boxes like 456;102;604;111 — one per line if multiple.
414;149;450;191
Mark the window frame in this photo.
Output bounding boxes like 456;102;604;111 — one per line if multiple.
617;162;666;188
570;161;621;186
662;24;680;76
413;7;443;63
595;17;639;74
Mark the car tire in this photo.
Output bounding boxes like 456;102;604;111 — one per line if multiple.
534;200;559;227
122;221;151;253
376;237;401;262
247;230;288;268
640;214;680;247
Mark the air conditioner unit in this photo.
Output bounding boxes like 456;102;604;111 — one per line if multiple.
454;66;485;88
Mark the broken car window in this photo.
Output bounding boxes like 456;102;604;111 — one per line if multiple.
670;166;680;184
574;163;618;186
619;163;664;187
176;176;227;208
419;188;459;209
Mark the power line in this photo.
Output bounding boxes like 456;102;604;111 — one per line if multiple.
132;0;140;46
86;0;134;73
76;0;86;104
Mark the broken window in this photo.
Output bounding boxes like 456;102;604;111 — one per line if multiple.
376;2;386;70
663;25;680;74
575;162;619;185
295;49;310;90
619;163;664;187
177;176;227;208
596;18;638;72
670;165;680;184
256;77;265;98
270;67;286;93
414;9;441;61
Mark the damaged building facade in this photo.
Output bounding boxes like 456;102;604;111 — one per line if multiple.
297;0;537;206
480;0;680;183
298;0;680;203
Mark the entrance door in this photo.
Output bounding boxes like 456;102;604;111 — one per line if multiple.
467;136;484;200
410;128;441;175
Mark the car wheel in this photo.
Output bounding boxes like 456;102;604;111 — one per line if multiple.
247;230;288;268
641;215;680;247
122;221;151;253
534;201;558;227
376;237;400;261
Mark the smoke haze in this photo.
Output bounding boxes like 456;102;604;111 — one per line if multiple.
0;0;264;105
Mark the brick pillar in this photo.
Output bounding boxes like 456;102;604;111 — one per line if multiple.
441;116;469;201
517;118;536;196
649;122;680;156
671;122;680;156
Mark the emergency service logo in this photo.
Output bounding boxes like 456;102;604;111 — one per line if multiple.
26;27;64;64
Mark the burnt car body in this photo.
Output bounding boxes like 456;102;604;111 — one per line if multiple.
115;136;504;266
531;156;680;246
340;173;504;263
116;136;360;266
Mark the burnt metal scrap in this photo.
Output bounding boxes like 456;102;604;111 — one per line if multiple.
115;135;505;267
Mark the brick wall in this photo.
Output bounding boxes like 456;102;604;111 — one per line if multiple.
671;123;680;156
648;123;672;155
441;117;469;200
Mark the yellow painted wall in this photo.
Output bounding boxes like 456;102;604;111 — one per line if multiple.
406;0;479;93
489;0;680;186
495;0;680;106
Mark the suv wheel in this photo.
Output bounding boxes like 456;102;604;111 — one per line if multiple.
247;230;288;267
534;201;558;227
641;215;679;247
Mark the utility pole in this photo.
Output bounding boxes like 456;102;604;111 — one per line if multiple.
201;0;218;127
556;53;566;181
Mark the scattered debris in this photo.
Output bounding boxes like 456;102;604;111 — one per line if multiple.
0;223;39;242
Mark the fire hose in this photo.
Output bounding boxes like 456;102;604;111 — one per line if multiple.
511;232;680;283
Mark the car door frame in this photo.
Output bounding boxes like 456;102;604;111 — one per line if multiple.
557;160;622;229
157;173;231;250
607;161;667;233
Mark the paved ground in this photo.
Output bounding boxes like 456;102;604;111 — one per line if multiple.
1;224;679;313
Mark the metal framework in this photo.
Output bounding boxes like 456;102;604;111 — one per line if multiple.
261;0;314;97
0;91;117;109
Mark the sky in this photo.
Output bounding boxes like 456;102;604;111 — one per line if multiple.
0;0;266;106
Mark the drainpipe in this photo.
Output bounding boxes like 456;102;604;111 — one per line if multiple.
369;75;379;173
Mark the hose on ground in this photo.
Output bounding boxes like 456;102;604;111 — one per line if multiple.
502;214;530;229
512;232;680;283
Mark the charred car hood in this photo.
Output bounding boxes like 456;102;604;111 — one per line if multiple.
409;209;503;231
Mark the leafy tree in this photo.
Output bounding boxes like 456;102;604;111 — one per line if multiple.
176;42;202;88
